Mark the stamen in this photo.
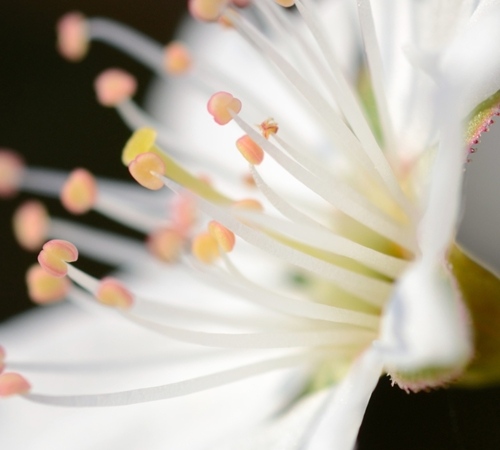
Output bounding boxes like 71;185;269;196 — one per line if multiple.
192;232;220;264
189;256;379;328
208;220;236;252
128;152;166;190
124;312;374;349
123;128;231;204
207;92;242;125
96;278;134;309
232;198;264;211
38;239;78;277
163;42;192;75
0;373;31;397
189;0;230;22
23;352;321;407
94;69;137;107
231;113;415;250
275;0;296;7
12;201;49;251
56;12;88;62
26;264;71;304
60;168;97;215
236;135;264;165
147;228;184;263
0;149;24;198
160;176;391;305
259;118;279;139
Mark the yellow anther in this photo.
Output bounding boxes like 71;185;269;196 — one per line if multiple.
147;228;184;263
94;69;137;107
192;232;220;264
259;118;279;139
232;198;264;211
0;149;24;198
236;135;264;165
0;373;31;397
208;221;235;252
56;12;88;62
26;264;70;305
96;278;134;309
275;0;295;7
164;42;192;75
60;168;97;215
207;92;242;125
188;0;229;22
12;201;49;251
122;128;158;166
128;152;166;190
37;239;78;278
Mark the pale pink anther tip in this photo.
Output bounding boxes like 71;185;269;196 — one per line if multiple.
208;221;235;252
147;228;184;263
0;373;31;397
188;0;229;22
94;69;137;107
164;42;192;75
236;135;264;165
0;149;24;198
38;239;78;278
60;168;97;215
13;201;49;251
57;12;88;62
128;152;165;190
26;264;71;305
207;92;242;125
275;0;295;7
96;278;134;309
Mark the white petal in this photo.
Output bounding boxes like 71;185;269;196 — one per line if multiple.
303;347;382;450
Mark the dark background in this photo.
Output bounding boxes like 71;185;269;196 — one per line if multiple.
0;1;499;449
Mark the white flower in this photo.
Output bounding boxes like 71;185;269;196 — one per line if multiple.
2;1;500;449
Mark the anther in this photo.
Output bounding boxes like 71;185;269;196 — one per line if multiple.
188;0;229;22
147;228;184;263
259;118;279;139
56;12;88;62
38;239;79;277
236;135;264;165
274;0;295;7
60;168;97;215
96;278;134;309
208;221;235;252
12;201;49;251
26;264;70;305
122;128;157;166
192;232;220;264
232;198;264;211
0;373;31;397
0;150;24;198
163;42;192;75
207;92;242;125
128;152;166;190
94;69;137;107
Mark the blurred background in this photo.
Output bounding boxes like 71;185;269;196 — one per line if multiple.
0;1;499;449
